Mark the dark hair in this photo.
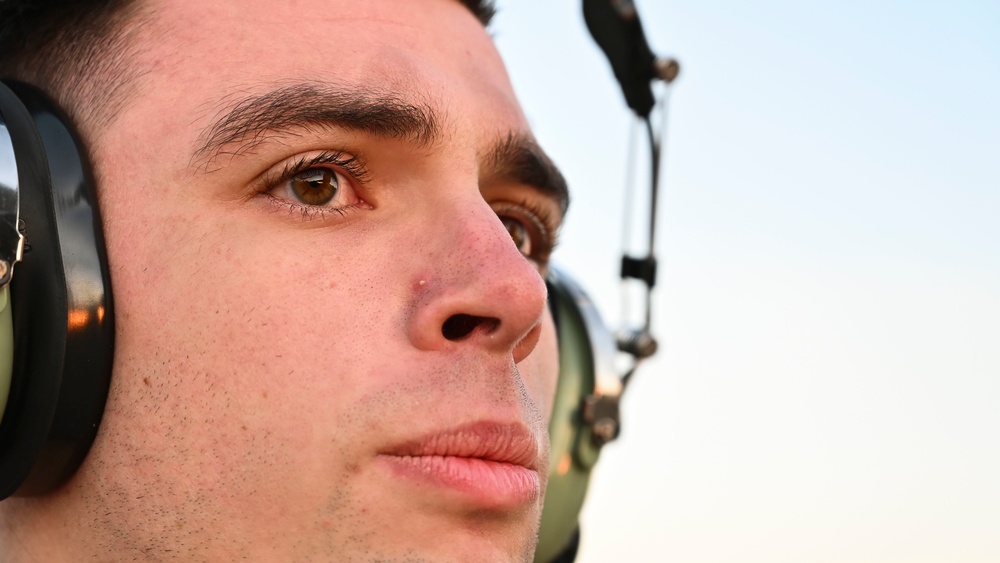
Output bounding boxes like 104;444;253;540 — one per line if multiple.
0;0;496;138
0;0;150;137
460;0;497;25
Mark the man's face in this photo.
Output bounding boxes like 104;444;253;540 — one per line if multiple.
68;0;564;560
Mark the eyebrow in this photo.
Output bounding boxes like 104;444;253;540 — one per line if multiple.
483;133;570;216
192;83;569;214
194;83;438;168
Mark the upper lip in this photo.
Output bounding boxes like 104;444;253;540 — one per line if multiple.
379;421;540;471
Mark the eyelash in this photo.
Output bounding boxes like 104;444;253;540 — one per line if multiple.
494;198;560;265
255;154;559;263
258;150;371;220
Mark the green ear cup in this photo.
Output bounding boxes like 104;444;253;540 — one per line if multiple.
0;286;12;423
536;268;621;563
536;274;593;563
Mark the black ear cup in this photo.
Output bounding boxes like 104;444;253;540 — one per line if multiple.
0;81;114;499
537;267;620;563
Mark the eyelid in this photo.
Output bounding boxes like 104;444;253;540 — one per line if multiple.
252;149;373;221
258;149;371;193
491;199;560;264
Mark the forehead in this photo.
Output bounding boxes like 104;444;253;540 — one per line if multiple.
124;0;525;149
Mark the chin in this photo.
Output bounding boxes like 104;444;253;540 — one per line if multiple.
410;522;540;563
355;505;543;563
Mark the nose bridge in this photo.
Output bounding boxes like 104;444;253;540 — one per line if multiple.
405;192;547;356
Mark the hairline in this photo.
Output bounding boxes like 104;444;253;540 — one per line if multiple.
1;0;495;144
0;1;154;143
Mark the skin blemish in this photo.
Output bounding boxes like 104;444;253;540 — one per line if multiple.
412;274;432;291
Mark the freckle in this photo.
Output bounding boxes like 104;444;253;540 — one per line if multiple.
143;377;151;387
262;390;269;399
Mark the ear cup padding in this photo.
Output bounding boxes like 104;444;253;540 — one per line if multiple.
0;81;114;499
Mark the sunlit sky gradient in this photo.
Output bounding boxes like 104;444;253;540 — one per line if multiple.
493;1;999;561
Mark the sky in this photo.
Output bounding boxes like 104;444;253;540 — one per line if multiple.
492;1;1000;561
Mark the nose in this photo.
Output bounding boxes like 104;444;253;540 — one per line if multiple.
406;196;548;363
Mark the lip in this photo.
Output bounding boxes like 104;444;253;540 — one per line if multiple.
378;421;541;510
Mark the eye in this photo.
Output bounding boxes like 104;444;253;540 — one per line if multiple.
501;216;533;256
491;201;556;266
270;166;358;213
289;168;341;206
257;150;372;220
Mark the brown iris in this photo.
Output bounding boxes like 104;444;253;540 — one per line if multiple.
290;169;339;206
501;216;532;257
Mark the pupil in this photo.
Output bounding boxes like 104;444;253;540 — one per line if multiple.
291;169;338;205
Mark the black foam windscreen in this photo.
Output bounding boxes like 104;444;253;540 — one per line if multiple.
582;0;659;117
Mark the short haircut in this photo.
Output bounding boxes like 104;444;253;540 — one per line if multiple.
0;0;496;141
0;0;151;139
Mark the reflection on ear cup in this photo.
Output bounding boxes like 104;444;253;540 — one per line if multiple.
536;267;617;563
0;81;114;499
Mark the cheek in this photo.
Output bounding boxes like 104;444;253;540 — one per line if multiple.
102;198;373;419
91;212;388;516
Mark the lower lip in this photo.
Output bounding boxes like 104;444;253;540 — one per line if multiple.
380;454;540;509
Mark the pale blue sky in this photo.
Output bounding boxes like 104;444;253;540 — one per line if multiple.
494;1;999;561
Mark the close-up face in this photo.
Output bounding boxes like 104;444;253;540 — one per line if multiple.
21;0;565;560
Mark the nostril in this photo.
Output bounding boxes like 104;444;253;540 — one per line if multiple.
441;314;500;341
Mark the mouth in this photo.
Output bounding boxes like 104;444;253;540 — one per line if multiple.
377;421;542;510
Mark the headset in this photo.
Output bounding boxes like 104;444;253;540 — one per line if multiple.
0;80;115;499
0;2;676;562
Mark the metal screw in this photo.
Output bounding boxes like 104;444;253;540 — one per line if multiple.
592;418;619;445
655;57;681;83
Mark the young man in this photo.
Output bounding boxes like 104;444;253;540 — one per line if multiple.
0;0;569;560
